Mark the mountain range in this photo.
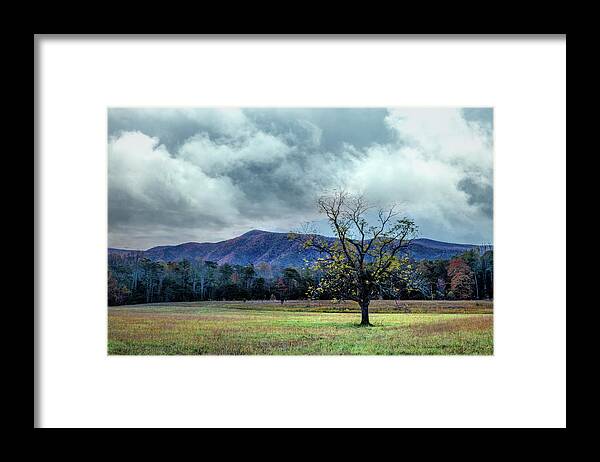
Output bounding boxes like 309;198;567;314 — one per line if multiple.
109;229;489;268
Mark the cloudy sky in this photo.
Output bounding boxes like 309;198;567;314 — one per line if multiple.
108;108;493;249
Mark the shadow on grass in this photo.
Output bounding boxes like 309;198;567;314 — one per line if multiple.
348;322;378;328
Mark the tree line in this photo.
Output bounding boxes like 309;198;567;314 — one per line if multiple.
108;248;492;306
414;247;493;300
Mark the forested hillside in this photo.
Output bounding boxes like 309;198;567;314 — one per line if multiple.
108;232;493;306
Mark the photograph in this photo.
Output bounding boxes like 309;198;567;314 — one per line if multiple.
36;35;566;428
107;107;494;355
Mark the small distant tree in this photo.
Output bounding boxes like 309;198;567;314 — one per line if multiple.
436;277;447;299
108;271;130;306
256;262;272;279
219;264;234;285
241;264;256;289
416;260;437;299
252;277;268;300
480;248;494;299
274;277;288;304
448;258;474;299
292;190;418;326
231;271;240;285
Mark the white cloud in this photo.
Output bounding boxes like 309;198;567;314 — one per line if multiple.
386;108;492;174
178;130;291;175
108;131;243;245
347;108;493;243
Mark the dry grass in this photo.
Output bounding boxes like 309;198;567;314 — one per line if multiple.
411;315;493;336
117;299;493;314
108;301;493;356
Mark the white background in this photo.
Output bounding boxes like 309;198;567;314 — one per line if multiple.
36;36;566;428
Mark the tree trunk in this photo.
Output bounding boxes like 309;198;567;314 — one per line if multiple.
360;300;372;326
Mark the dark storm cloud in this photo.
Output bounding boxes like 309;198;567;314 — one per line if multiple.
108;108;392;154
108;108;493;249
462;108;493;138
108;108;249;152
108;108;200;152
246;108;394;152
457;177;493;218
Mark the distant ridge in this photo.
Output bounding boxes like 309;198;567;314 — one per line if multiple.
109;230;490;267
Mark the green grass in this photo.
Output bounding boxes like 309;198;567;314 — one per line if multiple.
108;301;493;355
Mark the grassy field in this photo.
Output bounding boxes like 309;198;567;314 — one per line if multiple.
108;300;493;355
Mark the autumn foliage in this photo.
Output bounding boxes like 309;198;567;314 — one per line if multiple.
448;258;475;299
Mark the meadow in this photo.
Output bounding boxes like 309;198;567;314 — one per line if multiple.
108;300;493;355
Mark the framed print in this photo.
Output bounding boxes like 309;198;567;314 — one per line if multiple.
35;35;566;428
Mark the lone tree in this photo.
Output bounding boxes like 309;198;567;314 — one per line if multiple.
293;191;418;326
